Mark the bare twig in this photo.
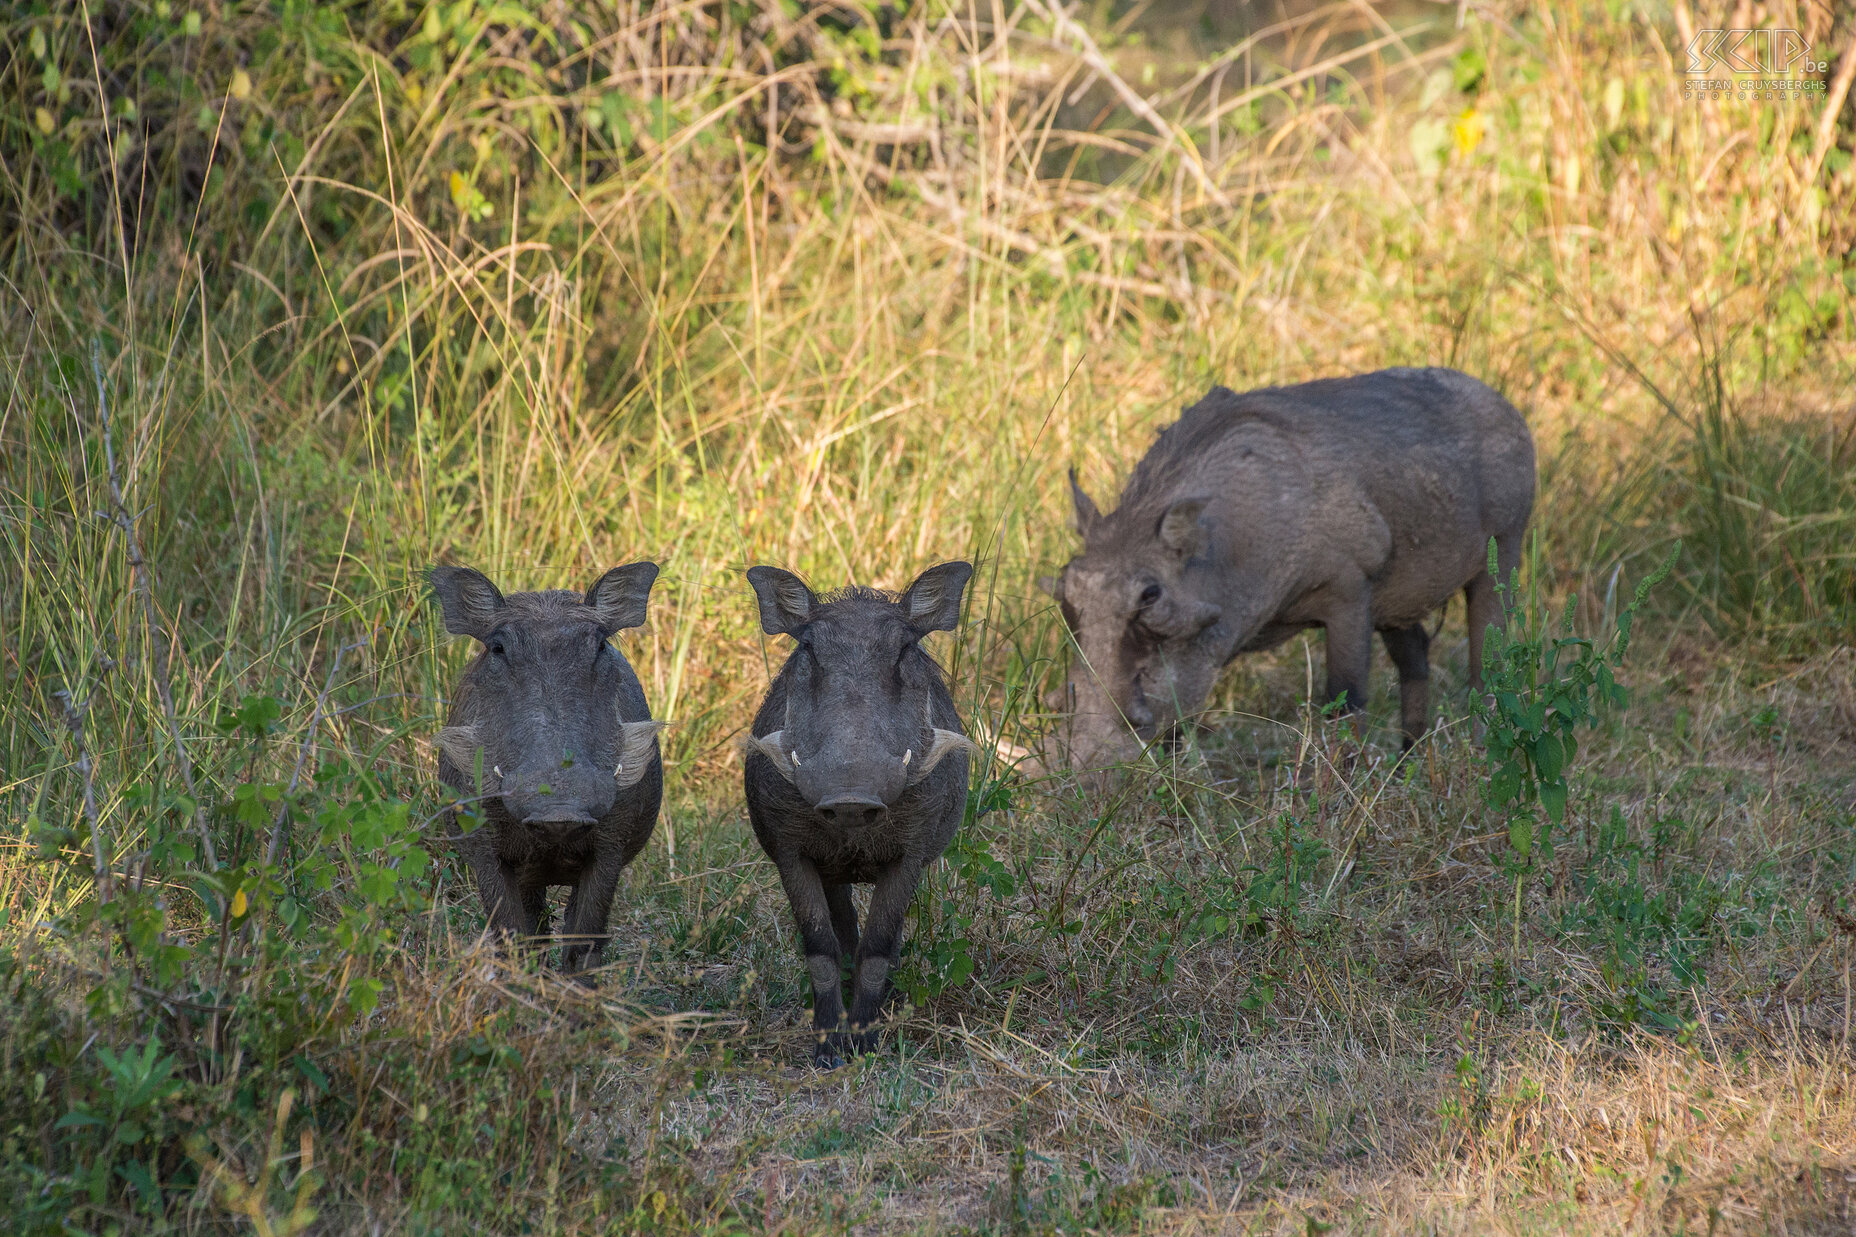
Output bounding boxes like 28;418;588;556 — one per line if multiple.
1804;30;1856;187
55;687;110;904
1016;0;1226;206
266;638;366;869
92;343;217;872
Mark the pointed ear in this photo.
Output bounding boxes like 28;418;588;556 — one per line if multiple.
1069;467;1100;537
745;566;816;635
429;565;506;639
1156;498;1210;557
902;560;973;632
586;561;659;633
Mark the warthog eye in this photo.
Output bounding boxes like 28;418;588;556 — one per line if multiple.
1138;583;1162;607
488;636;508;660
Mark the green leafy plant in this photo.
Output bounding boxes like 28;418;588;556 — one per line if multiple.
900;809;1018;1002
1477;539;1678;953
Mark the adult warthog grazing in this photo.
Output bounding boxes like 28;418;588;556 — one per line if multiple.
1046;367;1535;767
430;563;666;977
740;562;975;1067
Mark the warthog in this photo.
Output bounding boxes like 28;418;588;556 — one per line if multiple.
740;562;975;1067
1046;367;1535;766
430;563;666;976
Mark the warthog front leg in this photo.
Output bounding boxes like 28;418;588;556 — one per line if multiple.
460;834;534;943
523;878;552;939
844;859;923;1058
775;856;852;1067
825;883;860;960
1322;580;1375;723
559;860;624;979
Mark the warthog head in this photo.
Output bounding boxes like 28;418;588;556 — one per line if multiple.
1045;470;1224;770
743;562;974;826
431;563;665;839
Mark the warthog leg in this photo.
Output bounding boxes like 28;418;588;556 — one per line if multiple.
1322;576;1375;721
774;855;853;1067
522;878;551;939
844;859;923;1058
1465;530;1523;694
825;883;859;961
1380;623;1431;748
559;859;623;978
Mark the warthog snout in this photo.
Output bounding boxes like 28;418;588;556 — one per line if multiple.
815;793;886;827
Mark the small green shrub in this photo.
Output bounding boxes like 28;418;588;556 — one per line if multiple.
1477;539;1676;951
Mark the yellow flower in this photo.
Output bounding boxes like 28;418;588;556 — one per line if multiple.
35;108;56;135
230;69;251;101
230;887;248;918
1452;107;1485;156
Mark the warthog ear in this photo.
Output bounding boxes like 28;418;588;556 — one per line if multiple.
613;719;667;789
901;561;973;632
1156;498;1210;557
586;561;659;633
1068;467;1100;537
429;565;506;640
746;566;816;635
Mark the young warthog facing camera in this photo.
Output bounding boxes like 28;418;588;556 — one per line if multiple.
1048;367;1535;766
741;562;975;1067
431;563;666;976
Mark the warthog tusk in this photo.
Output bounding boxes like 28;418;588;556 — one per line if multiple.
902;748;912;766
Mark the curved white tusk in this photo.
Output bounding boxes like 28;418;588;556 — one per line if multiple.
902;748;912;766
791;749;802;767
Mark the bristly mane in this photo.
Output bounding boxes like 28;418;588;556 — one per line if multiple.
813;584;894;609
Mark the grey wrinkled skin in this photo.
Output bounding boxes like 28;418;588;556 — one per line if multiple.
1048;367;1536;768
740;562;975;1068
430;563;665;978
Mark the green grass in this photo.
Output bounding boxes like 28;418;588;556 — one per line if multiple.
3;0;1856;1231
